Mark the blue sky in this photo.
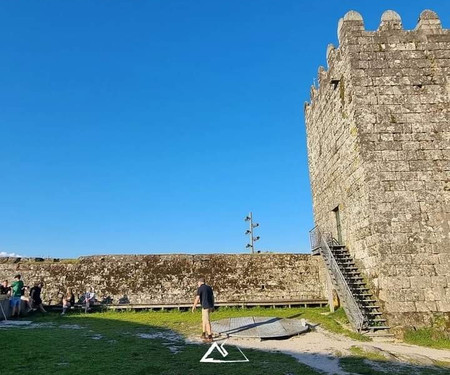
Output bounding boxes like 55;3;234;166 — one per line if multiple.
0;1;448;258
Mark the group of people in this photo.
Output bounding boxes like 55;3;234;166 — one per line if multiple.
2;273;215;342
60;287;95;315
0;274;96;317
1;275;46;317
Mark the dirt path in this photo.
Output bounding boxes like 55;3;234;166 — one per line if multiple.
191;327;450;374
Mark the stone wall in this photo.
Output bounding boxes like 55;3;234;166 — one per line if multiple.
305;10;449;328
0;254;327;307
0;296;11;319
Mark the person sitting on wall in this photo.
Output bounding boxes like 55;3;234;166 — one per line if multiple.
61;288;75;315
21;286;34;313
0;280;11;296
30;282;47;313
191;277;215;343
10;274;24;317
84;288;96;313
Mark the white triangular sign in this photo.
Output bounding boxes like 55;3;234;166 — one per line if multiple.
200;339;249;363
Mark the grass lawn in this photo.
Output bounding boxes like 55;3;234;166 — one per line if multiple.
80;306;370;340
1;307;448;375
339;346;450;375
404;327;450;351
0;307;333;375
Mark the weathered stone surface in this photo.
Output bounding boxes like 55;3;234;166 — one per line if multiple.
305;9;449;328
0;254;327;306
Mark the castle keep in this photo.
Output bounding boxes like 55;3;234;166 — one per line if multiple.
305;10;449;328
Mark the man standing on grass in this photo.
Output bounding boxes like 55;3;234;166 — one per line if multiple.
10;274;24;317
192;277;214;343
30;282;47;313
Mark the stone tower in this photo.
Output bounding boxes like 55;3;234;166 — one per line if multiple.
305;10;449;328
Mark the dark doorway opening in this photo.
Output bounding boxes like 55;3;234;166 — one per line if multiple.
333;206;343;244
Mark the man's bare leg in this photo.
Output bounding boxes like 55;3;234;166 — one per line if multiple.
205;321;212;336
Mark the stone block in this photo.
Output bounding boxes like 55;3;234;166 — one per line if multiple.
424;286;446;302
414;301;438;312
385;301;416;313
436;300;450;312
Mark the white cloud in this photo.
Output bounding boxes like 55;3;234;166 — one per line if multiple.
0;251;23;258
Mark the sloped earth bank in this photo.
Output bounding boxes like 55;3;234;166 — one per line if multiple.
190;326;450;375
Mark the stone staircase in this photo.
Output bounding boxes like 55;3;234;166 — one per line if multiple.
310;227;390;334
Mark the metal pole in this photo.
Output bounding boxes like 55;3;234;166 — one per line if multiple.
249;212;254;254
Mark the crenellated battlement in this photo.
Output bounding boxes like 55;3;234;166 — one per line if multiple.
306;9;446;110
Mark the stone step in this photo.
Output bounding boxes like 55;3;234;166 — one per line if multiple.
367;311;383;315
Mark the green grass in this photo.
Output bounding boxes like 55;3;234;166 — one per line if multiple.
340;346;450;375
62;306;369;341
1;308;448;375
302;307;371;341
1;326;319;375
340;357;450;375
404;327;450;350
0;310;325;375
348;346;388;362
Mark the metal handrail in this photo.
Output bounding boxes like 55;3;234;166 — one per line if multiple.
310;226;366;331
